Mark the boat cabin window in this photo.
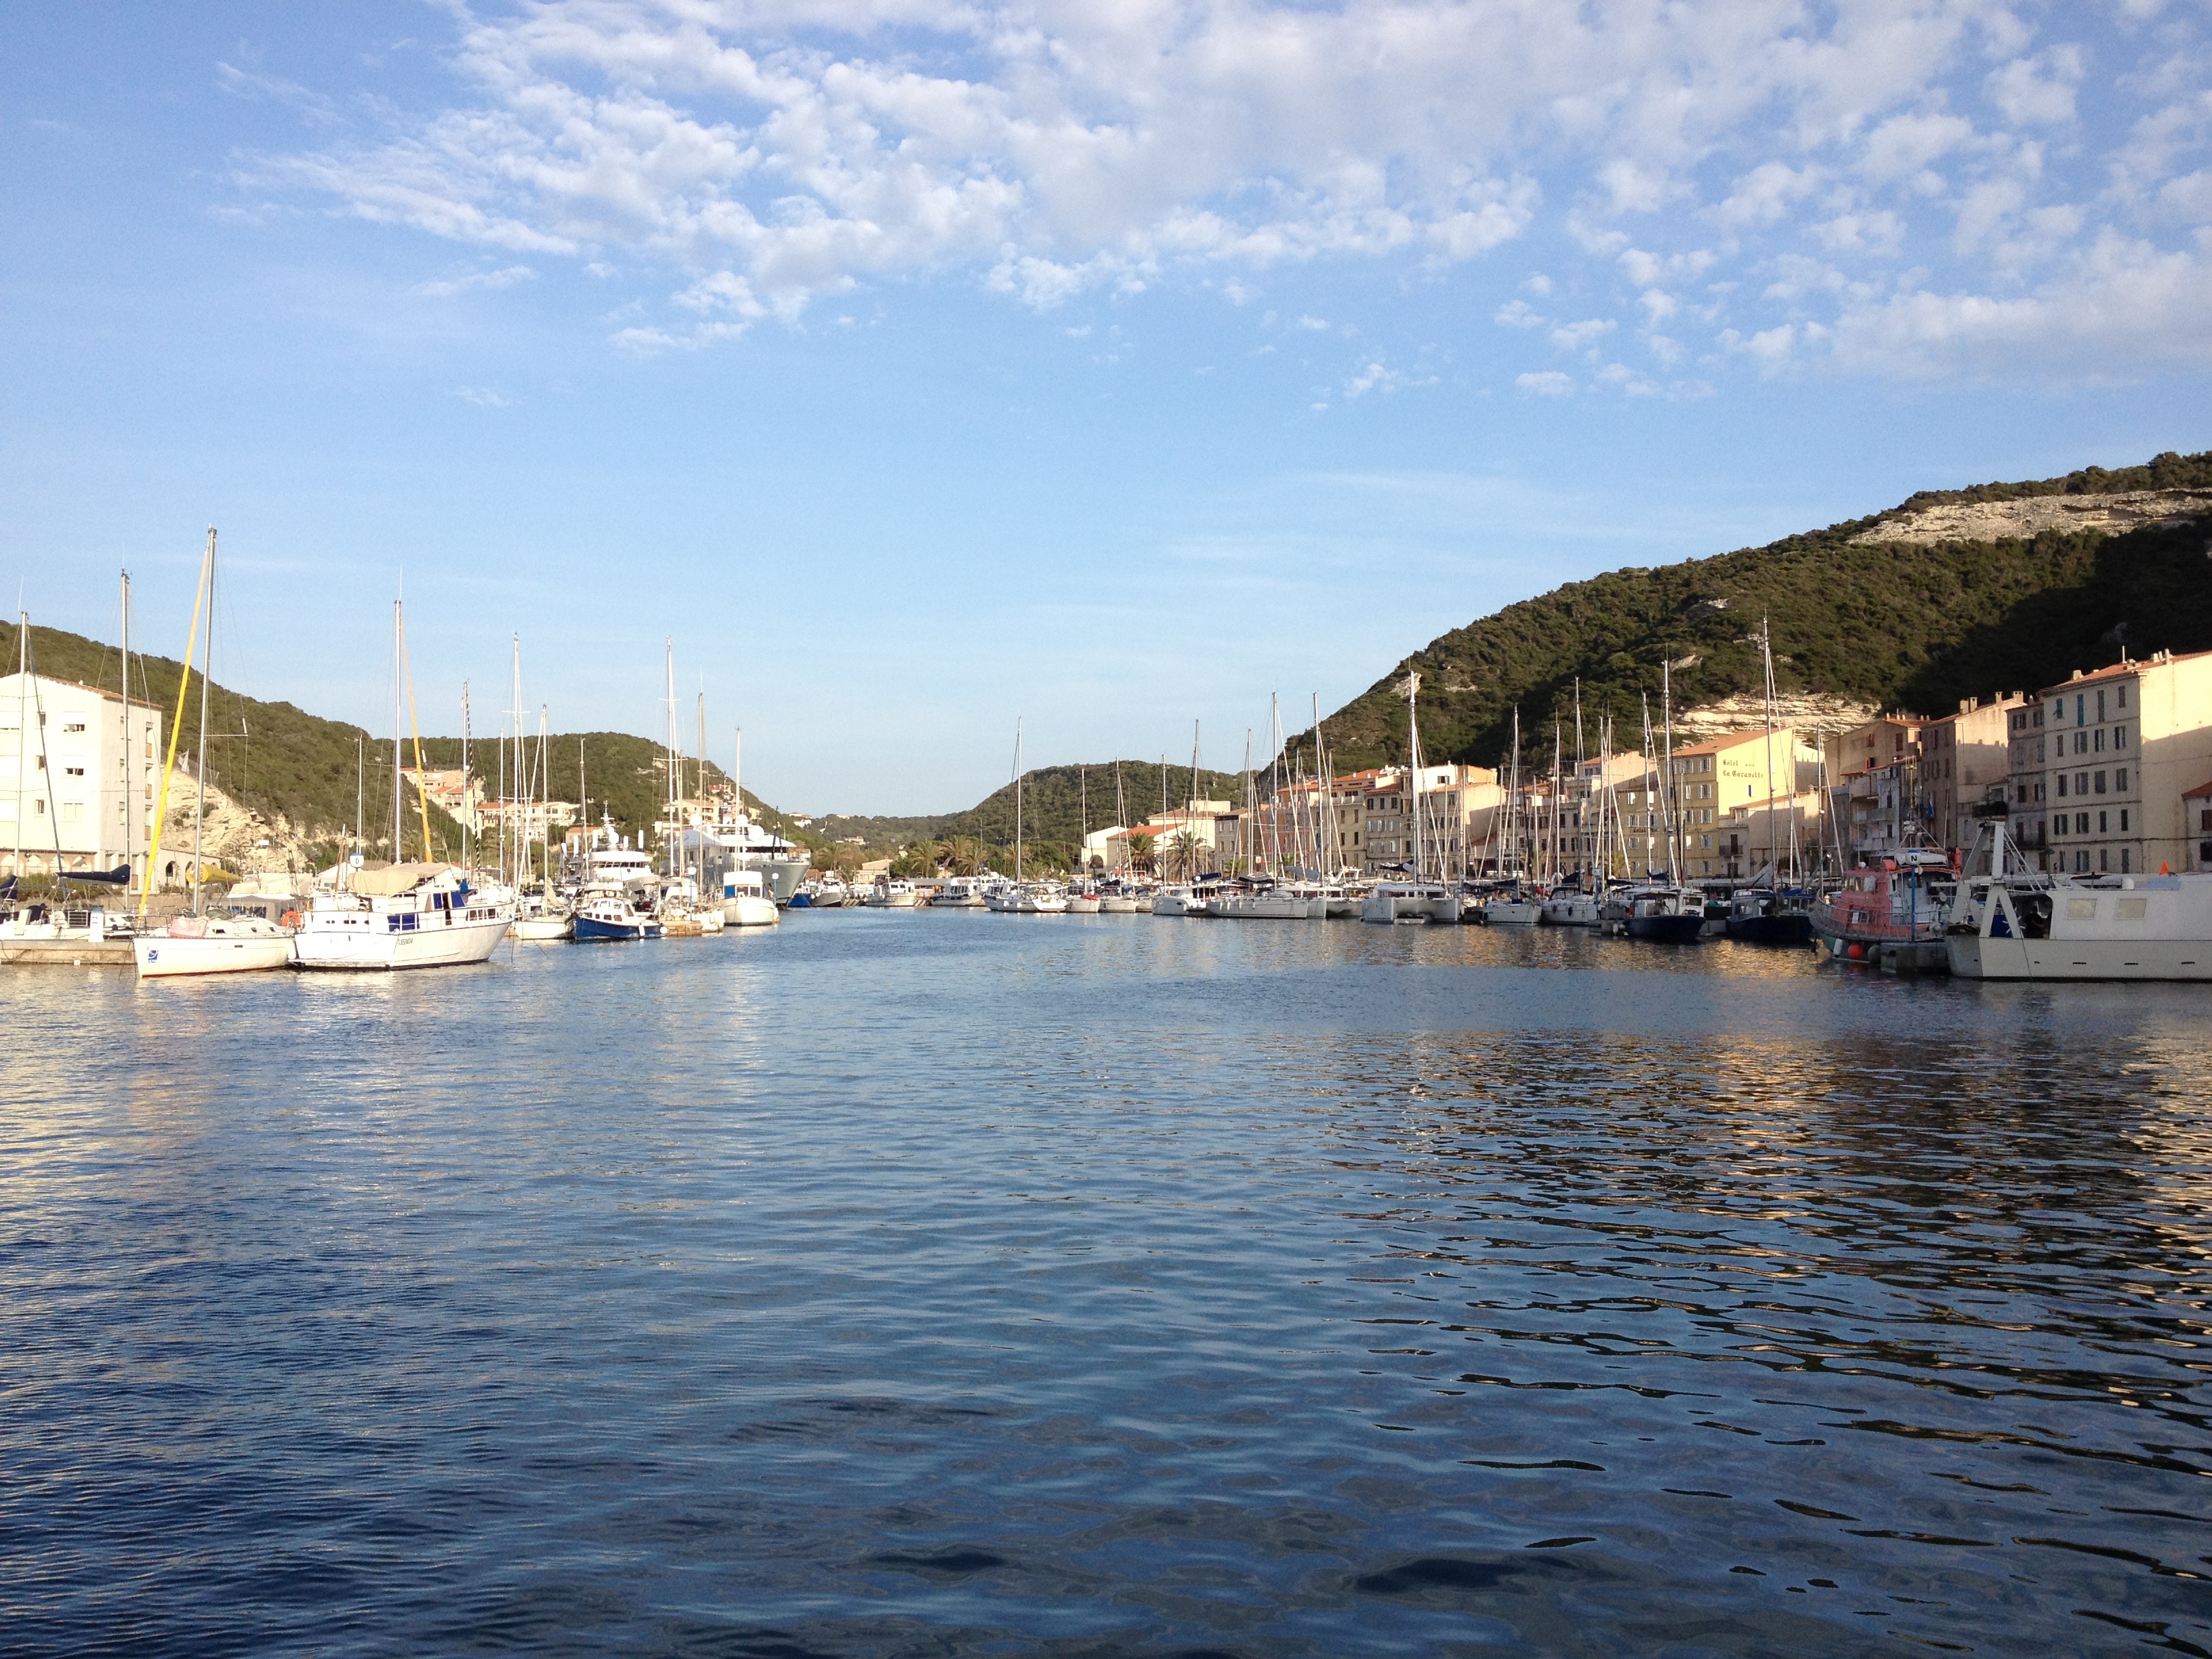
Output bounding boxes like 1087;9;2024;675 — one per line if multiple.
2066;897;2097;920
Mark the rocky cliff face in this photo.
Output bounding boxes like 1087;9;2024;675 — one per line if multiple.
1852;490;2212;547
1671;691;1875;747
152;766;326;879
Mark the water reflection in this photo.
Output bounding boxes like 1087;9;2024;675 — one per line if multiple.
1;912;2207;1655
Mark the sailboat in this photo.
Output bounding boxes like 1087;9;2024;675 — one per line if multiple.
291;596;515;969
134;530;297;978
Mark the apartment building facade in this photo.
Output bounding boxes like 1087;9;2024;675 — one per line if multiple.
2;672;162;884
2028;649;2212;877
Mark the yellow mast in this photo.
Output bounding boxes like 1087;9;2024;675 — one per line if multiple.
140;531;213;919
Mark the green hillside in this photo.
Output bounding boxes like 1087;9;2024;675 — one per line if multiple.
1296;450;2212;773
810;758;1247;861
11;622;819;860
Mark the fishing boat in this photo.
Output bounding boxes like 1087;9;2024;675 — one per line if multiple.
720;867;779;926
1624;886;1707;943
1944;823;2212;980
571;892;663;941
1811;850;1951;968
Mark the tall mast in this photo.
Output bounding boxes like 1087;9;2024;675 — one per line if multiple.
461;680;473;874
119;569;131;890
510;633;523;886
1190;720;1202;880
190;531;216;914
1012;716;1024;882
697;693;706;817
1113;760;1126;872
391;598;404;862
355;733;364;862
1402;673;1423;879
15;610;28;884
664;638;676;880
1573;683;1586;880
1639;693;1656;876
1240;729;1252;876
1079;764;1088;869
1662;660;1679;882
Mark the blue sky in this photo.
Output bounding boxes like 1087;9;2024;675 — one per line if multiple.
5;1;2210;814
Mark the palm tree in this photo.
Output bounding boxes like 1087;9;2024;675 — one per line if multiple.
1169;830;1202;880
1128;832;1155;873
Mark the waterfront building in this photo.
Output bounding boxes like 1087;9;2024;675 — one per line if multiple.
1670;727;1822;878
2005;698;2053;867
1;671;161;885
1824;714;1929;865
2027;649;2212;877
2187;779;2212;871
1920;695;2028;855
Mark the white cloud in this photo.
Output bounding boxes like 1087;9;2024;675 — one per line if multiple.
1515;370;1574;396
242;0;2212;386
453;386;512;407
1550;317;1616;352
413;264;535;298
1986;48;2085;127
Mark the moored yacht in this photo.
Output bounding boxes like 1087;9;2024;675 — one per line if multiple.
1944;824;2212;980
293;863;514;970
572;891;663;941
928;876;989;908
134;912;295;977
1363;880;1451;924
720;867;780;926
1624;886;1707;943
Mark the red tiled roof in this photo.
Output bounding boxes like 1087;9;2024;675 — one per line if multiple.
2184;779;2212;800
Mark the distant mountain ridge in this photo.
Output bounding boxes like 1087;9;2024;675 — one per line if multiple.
1293;449;2212;775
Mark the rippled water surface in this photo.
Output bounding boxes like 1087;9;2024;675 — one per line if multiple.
5;913;2211;1656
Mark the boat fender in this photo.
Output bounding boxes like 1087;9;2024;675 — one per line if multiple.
281;910;303;930
1845;942;1864;960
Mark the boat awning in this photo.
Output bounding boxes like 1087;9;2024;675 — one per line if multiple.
350;861;453;896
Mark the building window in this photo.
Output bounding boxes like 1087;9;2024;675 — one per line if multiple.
2120;809;2129;832
2114;726;2127;750
2121;847;2131;873
2115;769;2128;792
2076;812;2089;834
2100;848;2109;872
2076;850;2090;872
2076;773;2089;795
62;722;85;735
2098;811;2108;834
2094;771;2106;794
2117;684;2127;708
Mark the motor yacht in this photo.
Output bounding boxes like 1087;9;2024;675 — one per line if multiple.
293;862;514;969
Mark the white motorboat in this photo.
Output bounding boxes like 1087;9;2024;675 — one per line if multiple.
1004;884;1069;914
1944;824;2212;980
134;912;295;977
928;877;989;908
293;863;514;970
863;878;920;908
1363;881;1451;924
720;868;780;926
1151;885;1208;916
1948;874;2212;980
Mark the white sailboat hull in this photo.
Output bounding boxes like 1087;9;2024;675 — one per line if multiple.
134;933;295;977
293;910;511;970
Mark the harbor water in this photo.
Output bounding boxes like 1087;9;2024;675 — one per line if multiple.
3;914;2209;1656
